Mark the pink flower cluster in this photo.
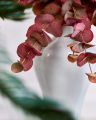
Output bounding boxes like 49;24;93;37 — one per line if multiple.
12;0;96;82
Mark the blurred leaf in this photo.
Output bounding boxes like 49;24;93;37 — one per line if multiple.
0;71;75;120
0;0;31;21
0;46;12;64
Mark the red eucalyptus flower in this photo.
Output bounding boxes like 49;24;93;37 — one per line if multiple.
67;43;95;53
35;14;55;29
26;24;52;46
43;2;61;15
35;14;63;37
71;29;93;43
16;41;42;71
17;42;35;59
20;58;33;71
17;41;42;58
77;52;96;67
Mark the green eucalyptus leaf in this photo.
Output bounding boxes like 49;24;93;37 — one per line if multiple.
0;47;12;64
0;0;31;21
0;71;75;120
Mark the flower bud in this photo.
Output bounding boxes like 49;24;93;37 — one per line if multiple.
11;62;23;73
86;73;96;83
43;2;61;15
68;54;78;63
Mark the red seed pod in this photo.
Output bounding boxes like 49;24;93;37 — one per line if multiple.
26;24;52;45
43;2;61;15
77;53;87;66
81;18;91;29
17;42;35;59
11;62;23;73
46;19;63;37
88;57;96;64
26;24;42;39
28;41;42;56
26;38;42;52
35;14;63;37
55;14;64;24
77;52;96;67
20;58;33;71
35;14;55;29
70;43;94;53
72;29;93;43
35;14;55;24
28;31;52;47
82;29;94;43
32;3;44;15
86;73;96;83
67;54;78;63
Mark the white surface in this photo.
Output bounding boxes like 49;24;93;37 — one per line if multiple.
0;9;96;120
35;26;89;119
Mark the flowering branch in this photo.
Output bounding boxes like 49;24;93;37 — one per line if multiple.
12;0;96;83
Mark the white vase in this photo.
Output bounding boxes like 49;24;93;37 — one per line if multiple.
34;26;89;119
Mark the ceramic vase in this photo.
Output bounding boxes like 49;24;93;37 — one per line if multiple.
35;27;89;119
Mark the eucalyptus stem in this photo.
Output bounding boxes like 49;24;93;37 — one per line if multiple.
88;63;93;73
84;49;93;73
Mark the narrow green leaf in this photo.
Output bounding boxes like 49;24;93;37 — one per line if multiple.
0;0;31;21
0;48;12;64
0;71;75;120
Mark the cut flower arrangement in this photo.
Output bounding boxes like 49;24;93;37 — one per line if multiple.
0;1;78;120
0;0;95;119
11;0;96;83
